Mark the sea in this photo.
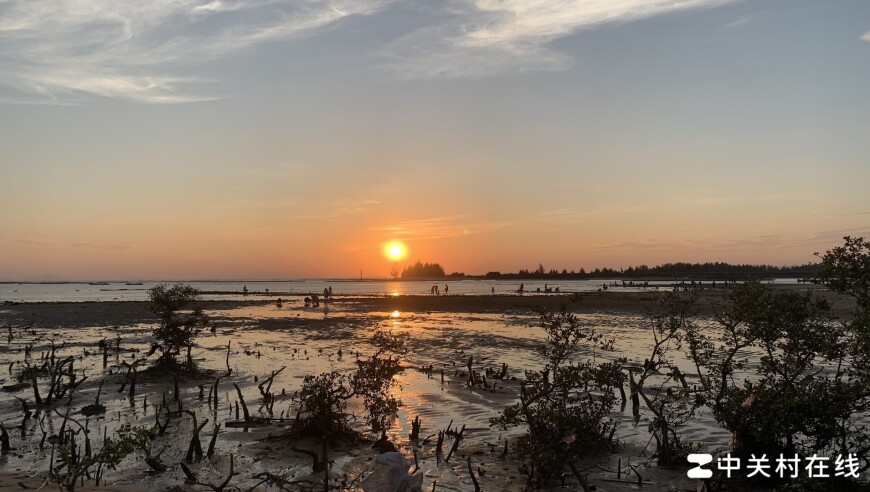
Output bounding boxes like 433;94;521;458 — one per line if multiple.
0;278;801;303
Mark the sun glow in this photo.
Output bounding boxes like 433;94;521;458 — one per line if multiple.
384;241;407;261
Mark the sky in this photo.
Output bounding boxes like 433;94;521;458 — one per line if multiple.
1;0;869;280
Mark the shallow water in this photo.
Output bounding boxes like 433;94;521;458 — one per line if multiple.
0;300;782;490
0;278;798;302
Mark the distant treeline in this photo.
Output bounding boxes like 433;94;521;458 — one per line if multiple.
401;261;447;278
443;262;820;280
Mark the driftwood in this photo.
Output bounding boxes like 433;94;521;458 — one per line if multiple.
184;411;209;463
257;366;286;401
26;344;81;405
154;403;171;436
208;376;222;410
0;423;10;453
466;456;481;492
435;431;444;464
207;423;221;458
410;415;421;441
13;396;31;432
223;420;273;429
292;445;326;473
233;383;250;421
81;381;106;417
144;445;169;472
445;424;465;463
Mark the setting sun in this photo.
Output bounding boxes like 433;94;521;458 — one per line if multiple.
384;241;407;261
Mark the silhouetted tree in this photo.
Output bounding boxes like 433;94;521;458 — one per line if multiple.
400;261;446;278
686;281;870;479
148;284;208;371
491;306;623;487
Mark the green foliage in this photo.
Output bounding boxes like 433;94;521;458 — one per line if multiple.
353;355;403;431
400;261;446;278
815;236;870;308
632;291;699;465
687;282;868;466
294;332;405;436
491;306;623;487
52;424;151;491
295;371;355;435
148;283;208;370
816;236;870;367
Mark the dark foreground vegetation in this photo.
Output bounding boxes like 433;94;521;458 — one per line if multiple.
487;236;870;490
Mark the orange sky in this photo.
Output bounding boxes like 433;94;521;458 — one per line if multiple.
1;1;869;280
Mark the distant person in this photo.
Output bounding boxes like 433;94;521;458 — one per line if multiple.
491;286;495;294
444;284;448;294
328;286;333;297
323;287;329;299
518;283;524;294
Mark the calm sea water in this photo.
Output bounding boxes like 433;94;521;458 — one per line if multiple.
0;278;800;303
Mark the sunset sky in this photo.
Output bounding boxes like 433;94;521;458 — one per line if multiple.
1;0;869;280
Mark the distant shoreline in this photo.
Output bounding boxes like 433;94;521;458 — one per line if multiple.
0;275;814;285
0;285;857;327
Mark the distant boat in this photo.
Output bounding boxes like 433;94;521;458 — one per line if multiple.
125;282;143;286
89;281;110;285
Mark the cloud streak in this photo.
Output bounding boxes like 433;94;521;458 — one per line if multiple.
384;0;737;78
0;0;391;103
0;0;741;102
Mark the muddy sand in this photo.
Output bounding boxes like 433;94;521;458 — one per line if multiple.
0;286;857;491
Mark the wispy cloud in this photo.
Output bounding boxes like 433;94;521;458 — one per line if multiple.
383;0;737;78
0;0;743;102
0;0;391;103
862;30;870;43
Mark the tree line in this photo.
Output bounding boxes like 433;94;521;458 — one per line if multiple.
475;261;819;280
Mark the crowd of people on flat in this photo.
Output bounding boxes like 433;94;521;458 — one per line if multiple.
274;278;775;308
